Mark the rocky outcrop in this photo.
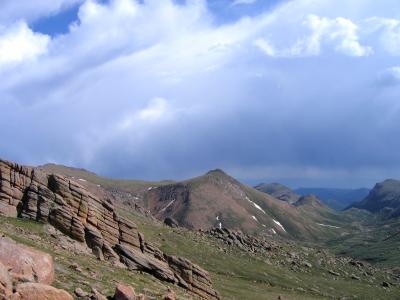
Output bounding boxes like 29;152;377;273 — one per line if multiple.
0;236;54;284
0;159;219;300
207;227;279;254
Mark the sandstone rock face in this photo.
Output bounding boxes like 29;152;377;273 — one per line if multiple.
0;159;219;300
12;283;74;300
0;236;55;284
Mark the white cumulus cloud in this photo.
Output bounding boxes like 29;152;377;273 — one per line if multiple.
0;22;49;67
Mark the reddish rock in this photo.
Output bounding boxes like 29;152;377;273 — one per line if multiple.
0;236;54;284
114;283;136;300
12;283;73;300
163;288;176;300
0;262;12;300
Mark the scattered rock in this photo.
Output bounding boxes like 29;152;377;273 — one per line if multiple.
69;263;83;273
329;270;340;277
90;288;108;300
162;288;176;300
74;287;89;298
351;274;360;280
114;283;136;300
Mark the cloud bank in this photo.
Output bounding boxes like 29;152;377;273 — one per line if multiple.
1;0;400;187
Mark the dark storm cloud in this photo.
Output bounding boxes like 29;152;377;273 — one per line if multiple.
1;0;400;188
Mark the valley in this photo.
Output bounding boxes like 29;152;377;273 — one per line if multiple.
1;158;400;299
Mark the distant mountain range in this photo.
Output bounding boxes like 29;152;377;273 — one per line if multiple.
348;179;400;219
254;183;369;210
254;182;300;204
294;187;370;210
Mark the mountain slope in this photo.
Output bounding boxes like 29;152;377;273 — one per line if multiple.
254;182;301;204
146;169;349;241
349;179;400;219
295;187;370;210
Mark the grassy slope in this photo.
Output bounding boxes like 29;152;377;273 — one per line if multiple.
1;210;399;299
118;208;400;300
40;164;172;193
326;212;400;267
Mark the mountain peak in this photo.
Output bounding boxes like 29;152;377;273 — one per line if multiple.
255;182;300;204
206;168;228;176
349;178;400;218
294;194;324;207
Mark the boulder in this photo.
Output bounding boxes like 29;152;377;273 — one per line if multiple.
12;283;73;300
0;236;54;284
74;287;89;298
114;283;136;300
90;288;108;300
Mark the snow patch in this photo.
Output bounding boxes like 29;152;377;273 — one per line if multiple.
273;219;286;232
160;200;175;212
245;196;266;214
78;178;86;182
216;215;219;221
271;229;277;235
147;187;155;191
96;184;101;187
317;223;341;229
218;222;222;229
252;215;258;222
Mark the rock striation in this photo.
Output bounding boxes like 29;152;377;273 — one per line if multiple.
0;159;219;300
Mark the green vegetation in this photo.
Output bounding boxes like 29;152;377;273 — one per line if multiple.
326;217;400;267
119;209;400;300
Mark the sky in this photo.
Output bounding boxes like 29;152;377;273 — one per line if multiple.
1;0;400;188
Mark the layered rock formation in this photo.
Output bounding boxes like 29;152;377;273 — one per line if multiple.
0;159;219;300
